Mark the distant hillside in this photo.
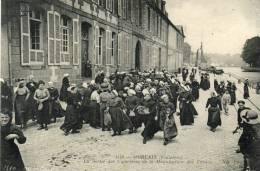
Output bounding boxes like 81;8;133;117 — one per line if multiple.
205;53;244;66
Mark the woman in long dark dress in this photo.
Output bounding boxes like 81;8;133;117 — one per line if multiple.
139;94;158;144
1;79;13;111
59;74;70;102
34;80;50;130
48;82;60;123
109;90;133;136
89;84;100;128
125;89;141;132
230;82;237;105
26;75;38;121
14;79;29;128
60;86;81;135
244;80;250;99
206;91;222;132
179;86;196;125
158;95;178;145
1;108;27;171
191;79;200;101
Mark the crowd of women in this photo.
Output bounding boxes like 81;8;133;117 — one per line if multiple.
57;69;200;145
1;67;259;171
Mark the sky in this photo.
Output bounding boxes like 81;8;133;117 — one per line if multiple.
165;0;260;54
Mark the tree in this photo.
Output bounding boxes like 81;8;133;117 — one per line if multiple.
241;36;260;67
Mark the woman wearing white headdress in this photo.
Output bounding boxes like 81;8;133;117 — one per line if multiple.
109;90;133;136
125;89;141;132
206;91;222;132
178;84;197;126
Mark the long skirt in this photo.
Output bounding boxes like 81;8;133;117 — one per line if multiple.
230;92;236;105
37;101;50;125
192;88;199;101
244;86;249;99
1;143;26;171
89;101;100;128
109;107;133;133
49;100;62;121
26;92;37;120
180;103;195;125
141;116;160;139
207;107;221;129
164;117;178;140
14;95;27;125
60;105;80;131
127;109;140;129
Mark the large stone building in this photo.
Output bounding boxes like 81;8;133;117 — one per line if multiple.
183;42;191;65
167;25;185;72
1;0;184;85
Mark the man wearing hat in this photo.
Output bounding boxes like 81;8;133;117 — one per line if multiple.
238;109;260;171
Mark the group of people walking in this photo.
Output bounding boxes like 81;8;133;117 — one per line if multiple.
1;67;259;171
57;69;200;145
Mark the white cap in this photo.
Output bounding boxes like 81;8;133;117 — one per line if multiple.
64;73;69;77
82;82;88;88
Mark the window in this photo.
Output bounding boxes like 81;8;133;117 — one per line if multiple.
156;15;159;36
122;0;126;18
60;16;71;64
30;11;41;50
118;0;122;16
21;7;44;66
97;28;104;65
127;0;131;20
61;16;69;53
126;37;130;65
112;32;115;64
138;0;142;26
106;30;112;65
106;0;113;11
148;8;151;31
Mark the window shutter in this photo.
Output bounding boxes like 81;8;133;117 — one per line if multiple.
126;37;129;65
54;12;61;64
47;11;55;65
106;30;108;65
93;23;96;65
118;0;122;16
73;19;79;65
20;4;30;66
110;32;113;65
95;26;99;65
117;33;121;65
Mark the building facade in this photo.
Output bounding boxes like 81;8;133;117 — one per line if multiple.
167;25;185;72
183;42;191;65
1;0;184;86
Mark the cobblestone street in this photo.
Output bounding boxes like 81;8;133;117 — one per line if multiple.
18;74;260;171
